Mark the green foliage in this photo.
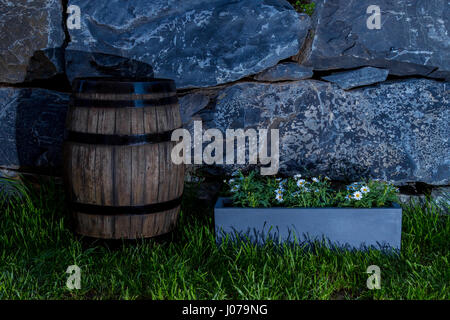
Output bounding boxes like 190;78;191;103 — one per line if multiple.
224;171;399;208
290;0;316;16
0;178;448;299
225;171;272;208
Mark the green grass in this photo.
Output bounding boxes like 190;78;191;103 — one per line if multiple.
0;177;449;300
289;0;316;16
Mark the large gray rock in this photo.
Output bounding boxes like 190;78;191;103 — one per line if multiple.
0;0;65;83
305;0;450;80
178;93;211;125
431;187;450;213
321;67;389;90
180;79;449;185
254;63;313;81
66;0;310;88
0;87;69;170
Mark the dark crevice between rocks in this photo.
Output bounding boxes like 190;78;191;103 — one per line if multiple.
278;57;297;64
398;182;442;197
0;74;71;93
386;73;447;83
292;28;315;64
176;75;256;96
310;66;379;80
61;0;71;77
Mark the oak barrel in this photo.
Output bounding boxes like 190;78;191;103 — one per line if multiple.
63;77;184;239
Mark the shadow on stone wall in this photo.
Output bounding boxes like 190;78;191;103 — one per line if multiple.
64;50;154;82
12;49;154;176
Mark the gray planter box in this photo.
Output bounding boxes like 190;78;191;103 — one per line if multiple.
214;197;402;250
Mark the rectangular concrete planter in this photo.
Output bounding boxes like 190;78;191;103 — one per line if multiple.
214;197;402;250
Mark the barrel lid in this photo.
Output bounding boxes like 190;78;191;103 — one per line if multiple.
72;77;176;94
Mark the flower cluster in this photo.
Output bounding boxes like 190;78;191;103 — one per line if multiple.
224;170;400;209
224;171;244;193
344;182;370;201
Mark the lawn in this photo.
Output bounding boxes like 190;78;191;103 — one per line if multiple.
0;177;448;300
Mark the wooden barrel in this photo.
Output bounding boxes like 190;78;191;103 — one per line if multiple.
63;77;184;239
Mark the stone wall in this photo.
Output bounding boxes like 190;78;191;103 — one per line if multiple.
0;0;448;195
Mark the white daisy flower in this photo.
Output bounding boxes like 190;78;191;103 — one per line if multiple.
231;185;240;192
294;174;302;180
297;179;306;187
353;191;363;200
275;194;283;202
312;177;320;183
228;178;235;184
275;188;283;195
324;176;331;180
345;194;352;200
276;178;282;182
360;186;370;193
